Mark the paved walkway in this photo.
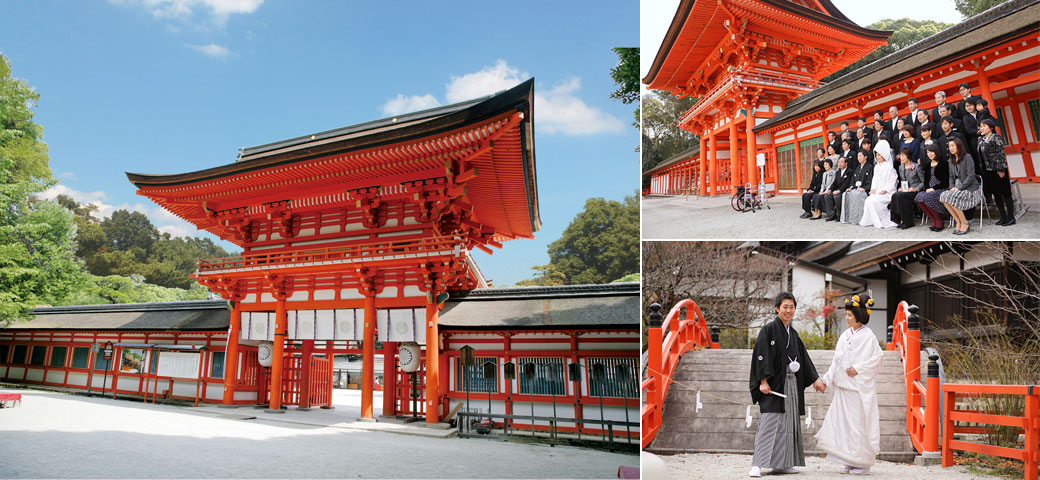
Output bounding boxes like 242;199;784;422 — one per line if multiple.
658;452;984;479
642;184;1040;239
0;388;636;478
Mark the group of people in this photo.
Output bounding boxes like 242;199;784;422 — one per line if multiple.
749;292;884;476
799;84;1017;233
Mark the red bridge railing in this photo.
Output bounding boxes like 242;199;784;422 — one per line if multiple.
941;384;1039;480
641;300;719;449
195;235;460;274
888;301;1039;478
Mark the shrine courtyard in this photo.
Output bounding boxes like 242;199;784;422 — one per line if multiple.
0;388;637;478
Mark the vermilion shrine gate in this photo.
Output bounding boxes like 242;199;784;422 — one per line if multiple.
125;80;539;422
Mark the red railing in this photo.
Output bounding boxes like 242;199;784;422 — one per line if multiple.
641;300;719;449
887;301;941;455
196;235;461;273
941;384;1040;480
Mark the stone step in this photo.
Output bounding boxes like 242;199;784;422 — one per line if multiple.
649;347;920;457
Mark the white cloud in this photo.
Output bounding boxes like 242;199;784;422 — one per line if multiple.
59;171;78;181
380;60;624;136
537;77;625;135
185;43;231;59
381;94;441;116
111;0;263;27
38;185;202;240
445;59;530;103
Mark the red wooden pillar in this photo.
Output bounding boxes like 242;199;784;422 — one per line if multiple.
382;341;397;416
361;293;376;420
267;294;288;412
299;339;314;409
729;119;740;192
793;131;804;194
570;335;582;433
222;305;241;405
503;334;513;424
425;298;441;423
709;131;718;196
746;111;758;186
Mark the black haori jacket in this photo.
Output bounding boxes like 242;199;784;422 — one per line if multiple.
749;317;819;415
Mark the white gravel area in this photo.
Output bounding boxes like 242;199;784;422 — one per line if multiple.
0;389;636;478
658;452;986;479
641;187;1040;240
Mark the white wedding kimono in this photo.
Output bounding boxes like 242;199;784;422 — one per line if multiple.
815;326;885;468
859;160;898;228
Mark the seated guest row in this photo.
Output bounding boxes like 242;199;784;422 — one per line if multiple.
798;120;1015;232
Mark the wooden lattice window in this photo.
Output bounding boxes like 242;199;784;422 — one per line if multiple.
587;358;637;398
799;137;824;189
777;143;797;189
456;357;497;393
517;357;567;396
1027;99;1040;142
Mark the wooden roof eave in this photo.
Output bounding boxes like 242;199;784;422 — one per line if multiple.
643;0;890;89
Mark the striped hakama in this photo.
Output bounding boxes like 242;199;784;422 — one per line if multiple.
751;367;804;469
840;190;867;224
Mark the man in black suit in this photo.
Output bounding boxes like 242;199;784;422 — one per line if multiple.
824;156;856;221
857;117;874;145
827;131;840;156
956;83;974;118
932;91;955;123
887;106;901;133
937;116;967;161
937;104;963;133
907;97;926;132
961;97;981;155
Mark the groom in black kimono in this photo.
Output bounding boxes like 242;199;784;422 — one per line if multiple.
748;292;826;477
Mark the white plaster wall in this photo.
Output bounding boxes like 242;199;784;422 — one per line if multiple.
791;266;826;333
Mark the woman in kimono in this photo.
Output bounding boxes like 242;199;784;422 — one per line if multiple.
815;294;885;475
915;144;951;232
890;148;924;229
939;137;980;235
840;149;873;224
860;140;899;229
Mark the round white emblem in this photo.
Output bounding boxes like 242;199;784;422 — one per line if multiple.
770;340;775;345
758;355;763;361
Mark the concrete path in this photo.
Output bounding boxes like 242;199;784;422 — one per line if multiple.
641;183;1040;239
659;453;983;479
0;388;637;478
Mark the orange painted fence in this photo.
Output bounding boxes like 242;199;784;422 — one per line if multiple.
308;356;332;408
941;383;1040;480
641;300;719;449
888;301;1040;478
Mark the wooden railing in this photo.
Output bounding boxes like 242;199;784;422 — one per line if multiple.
641;300;719;449
887;301;941;455
196;235;460;273
941;383;1040;480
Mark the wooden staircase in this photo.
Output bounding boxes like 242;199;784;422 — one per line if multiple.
646;348;928;462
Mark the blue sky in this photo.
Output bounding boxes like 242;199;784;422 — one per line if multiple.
1;0;639;287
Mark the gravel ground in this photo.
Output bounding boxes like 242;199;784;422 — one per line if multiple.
641;185;1040;240
657;452;986;479
0;389;636;479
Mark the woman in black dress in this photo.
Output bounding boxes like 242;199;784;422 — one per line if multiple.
801;156;825;218
914;144;950;231
977;119;1015;226
891;148;923;229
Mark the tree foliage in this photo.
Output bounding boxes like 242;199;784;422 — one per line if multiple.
64;274;211;305
609;47;640;105
641;90;698;187
0;54;81;323
822;18;953;83
954;0;1010;18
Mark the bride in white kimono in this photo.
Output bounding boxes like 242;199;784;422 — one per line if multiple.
815;294;885;475
860;140;899;228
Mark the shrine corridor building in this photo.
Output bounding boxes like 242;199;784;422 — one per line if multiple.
0;80;639;442
644;0;1040;195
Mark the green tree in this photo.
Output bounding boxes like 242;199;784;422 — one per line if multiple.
609;47;640;129
641;90;698;187
0;55;81;323
545;194;639;285
514;264;567;287
822;19;953;83
101;209;158;252
0;55;50;182
954;0;1009;18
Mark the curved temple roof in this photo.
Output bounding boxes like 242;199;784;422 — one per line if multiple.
643;0;891;91
126;79;540;243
